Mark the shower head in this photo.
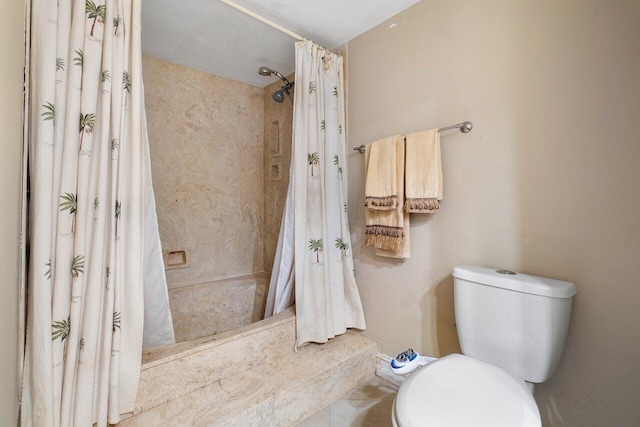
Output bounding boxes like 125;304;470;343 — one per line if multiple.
272;83;293;103
272;90;286;103
258;66;273;76
259;65;294;103
258;65;290;85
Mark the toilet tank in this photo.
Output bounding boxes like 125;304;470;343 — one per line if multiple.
453;265;576;383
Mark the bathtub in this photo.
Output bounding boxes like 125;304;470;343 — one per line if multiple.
123;306;297;424
167;272;269;342
119;272;375;425
121;305;377;426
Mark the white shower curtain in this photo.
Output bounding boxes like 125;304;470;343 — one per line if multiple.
266;41;366;346
142;113;175;349
22;0;173;425
264;181;295;317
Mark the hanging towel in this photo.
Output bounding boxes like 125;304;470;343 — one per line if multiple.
364;136;400;210
375;211;410;259
404;129;443;213
364;135;408;254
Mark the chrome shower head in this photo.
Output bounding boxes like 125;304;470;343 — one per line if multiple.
272;83;293;103
259;65;294;103
272;90;285;103
258;66;289;85
258;66;273;76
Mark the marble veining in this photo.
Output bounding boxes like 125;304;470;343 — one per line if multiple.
135;308;296;414
298;376;397;427
120;310;377;426
143;55;265;288
168;273;268;342
141;307;296;367
121;332;376;426
144;57;296;337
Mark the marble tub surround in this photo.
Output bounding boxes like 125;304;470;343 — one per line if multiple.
141;306;296;366
135;307;296;415
298;376;397;427
263;74;294;272
168;273;269;342
220;339;375;427
143;55;265;288
120;307;377;426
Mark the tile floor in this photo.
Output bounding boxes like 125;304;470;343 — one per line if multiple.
297;376;398;427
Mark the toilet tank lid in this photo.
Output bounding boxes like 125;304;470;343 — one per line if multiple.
453;265;576;298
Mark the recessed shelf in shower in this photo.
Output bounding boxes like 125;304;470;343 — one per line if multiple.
269;119;282;157
164;248;191;270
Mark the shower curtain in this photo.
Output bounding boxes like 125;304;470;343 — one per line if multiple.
266;40;366;346
22;0;173;425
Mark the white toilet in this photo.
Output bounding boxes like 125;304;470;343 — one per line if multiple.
392;265;576;426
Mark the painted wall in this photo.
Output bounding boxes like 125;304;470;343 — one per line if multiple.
346;0;640;425
143;56;265;288
0;0;25;424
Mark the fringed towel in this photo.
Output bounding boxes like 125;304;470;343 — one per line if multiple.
364;136;400;210
374;211;410;259
364;135;409;255
404;129;443;213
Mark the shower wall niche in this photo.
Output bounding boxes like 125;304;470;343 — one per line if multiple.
143;55;292;342
263;77;293;273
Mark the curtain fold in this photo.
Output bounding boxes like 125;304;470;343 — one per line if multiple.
266;40;366;346
21;0;169;424
264;180;295;317
141;105;175;349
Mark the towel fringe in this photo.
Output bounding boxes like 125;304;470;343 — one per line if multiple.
405;198;440;213
364;195;398;210
365;225;403;252
365;234;403;252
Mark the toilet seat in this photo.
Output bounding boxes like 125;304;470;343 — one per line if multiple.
392;354;541;427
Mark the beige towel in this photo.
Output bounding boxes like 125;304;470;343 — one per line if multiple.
364;135;410;256
404;129;443;213
375;211;410;259
364;136;399;211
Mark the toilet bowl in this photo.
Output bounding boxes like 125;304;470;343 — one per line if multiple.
391;354;540;426
391;265;576;427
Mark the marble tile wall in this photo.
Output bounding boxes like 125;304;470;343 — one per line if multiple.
143;55;265;288
262;74;294;272
168;273;269;342
143;56;296;338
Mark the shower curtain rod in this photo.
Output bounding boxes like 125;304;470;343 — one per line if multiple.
217;0;305;41
352;121;473;154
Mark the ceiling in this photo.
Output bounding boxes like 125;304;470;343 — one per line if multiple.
141;0;420;87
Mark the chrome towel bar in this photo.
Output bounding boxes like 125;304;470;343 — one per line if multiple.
352;121;473;154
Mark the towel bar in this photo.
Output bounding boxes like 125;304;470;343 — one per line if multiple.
352;121;472;154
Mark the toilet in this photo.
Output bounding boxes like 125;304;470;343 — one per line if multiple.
392;265;576;426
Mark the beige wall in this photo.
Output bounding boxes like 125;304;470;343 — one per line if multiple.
346;0;640;425
0;0;25;424
143;56;265;288
262;75;294;272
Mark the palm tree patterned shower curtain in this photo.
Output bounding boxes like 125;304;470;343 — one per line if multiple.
22;0;150;424
267;40;366;346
